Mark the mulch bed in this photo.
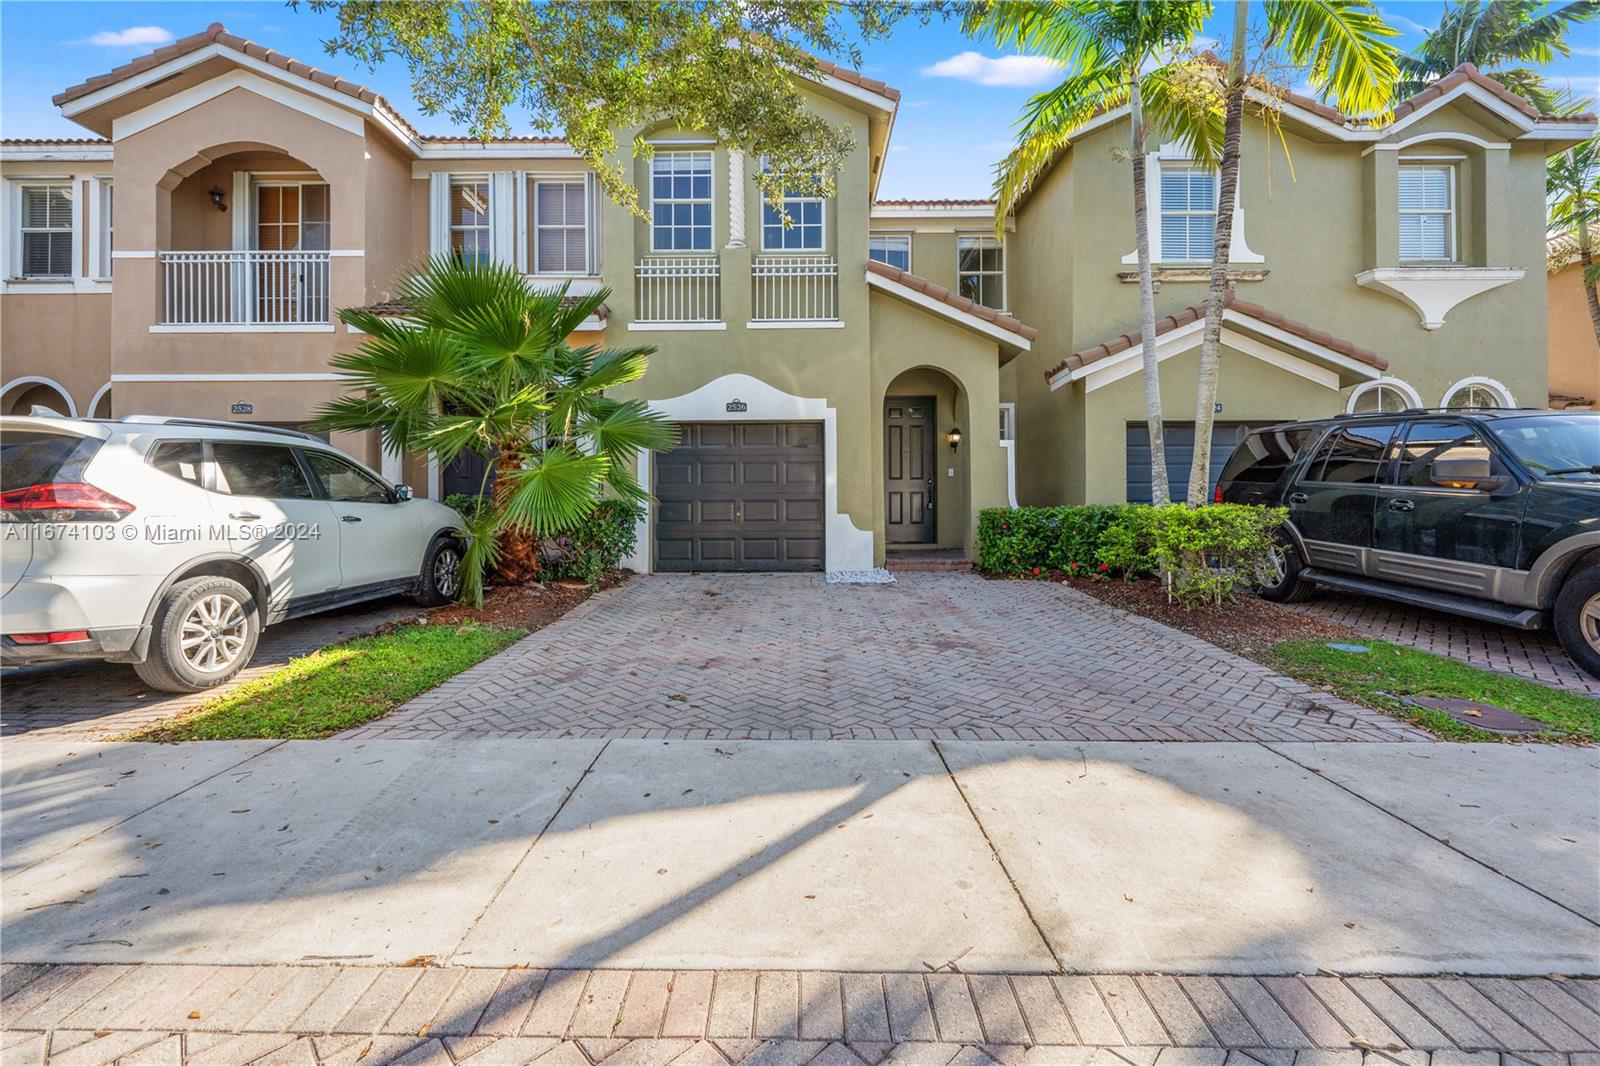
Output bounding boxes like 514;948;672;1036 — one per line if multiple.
1053;574;1357;658
410;571;628;632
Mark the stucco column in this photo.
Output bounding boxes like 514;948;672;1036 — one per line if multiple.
1363;150;1400;269
1477;148;1511;265
726;149;746;249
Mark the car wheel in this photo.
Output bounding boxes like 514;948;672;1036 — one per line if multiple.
1257;534;1315;603
1554;566;1600;680
415;536;464;606
133;575;261;693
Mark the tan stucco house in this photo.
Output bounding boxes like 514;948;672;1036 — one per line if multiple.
2;27;1592;572
1548;226;1599;409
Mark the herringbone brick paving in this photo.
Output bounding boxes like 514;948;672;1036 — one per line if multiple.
347;574;1425;742
3;964;1597;1065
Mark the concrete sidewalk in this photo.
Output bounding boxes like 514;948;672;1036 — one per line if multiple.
3;738;1595;975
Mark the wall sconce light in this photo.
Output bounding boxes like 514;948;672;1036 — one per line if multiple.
209;186;228;213
947;427;962;453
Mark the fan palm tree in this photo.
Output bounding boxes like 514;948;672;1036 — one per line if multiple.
1184;0;1399;506
1549;137;1600;344
1398;0;1598;115
966;0;1222;506
315;257;679;607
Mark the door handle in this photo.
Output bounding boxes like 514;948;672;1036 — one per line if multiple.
229;511;261;521
1387;498;1415;513
340;515;362;523
1287;492;1309;506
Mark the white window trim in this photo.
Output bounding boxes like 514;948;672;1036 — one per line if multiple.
868;232;912;272
11;179;77;281
650;150;715;255
1441;375;1515;409
1121;145;1265;266
759;189;826;254
1398;162;1456;264
531;177;591;276
956;232;1007;314
999;402;1016;442
1345;376;1423;414
448;174;492;264
89;177;113;281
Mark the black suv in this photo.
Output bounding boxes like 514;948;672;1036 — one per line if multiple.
1216;408;1600;678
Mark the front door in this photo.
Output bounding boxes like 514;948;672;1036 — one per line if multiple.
885;396;936;544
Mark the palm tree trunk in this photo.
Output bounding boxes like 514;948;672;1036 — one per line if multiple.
1579;224;1600;348
491;439;541;584
1130;75;1170;505
1188;0;1249;506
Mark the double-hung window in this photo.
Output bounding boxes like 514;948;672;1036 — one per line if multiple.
533;180;588;274
1159;165;1216;261
868;235;910;270
957;235;1005;310
19;184;73;279
650;152;712;252
1398;165;1453;261
761;186;824;252
449;177;492;266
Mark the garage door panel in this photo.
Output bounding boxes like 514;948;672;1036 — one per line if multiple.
1126;421;1269;505
655;421;825;572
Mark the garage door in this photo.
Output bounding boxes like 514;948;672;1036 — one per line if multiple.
655;422;824;571
1126;421;1269;504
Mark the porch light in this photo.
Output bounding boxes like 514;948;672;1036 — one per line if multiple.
947;427;962;453
209;186;228;213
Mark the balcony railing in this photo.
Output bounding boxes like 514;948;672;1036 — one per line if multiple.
159;250;331;326
752;255;838;323
634;256;720;324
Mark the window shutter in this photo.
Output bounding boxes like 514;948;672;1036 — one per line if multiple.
489;171;517;266
585;172;601;275
428;172;450;257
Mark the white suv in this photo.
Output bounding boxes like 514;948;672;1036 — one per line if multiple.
2;416;466;692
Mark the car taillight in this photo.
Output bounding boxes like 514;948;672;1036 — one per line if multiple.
0;482;135;522
10;631;91;644
1213;483;1224;504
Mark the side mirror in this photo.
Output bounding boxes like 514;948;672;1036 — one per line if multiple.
1429;457;1505;491
394;484;414;502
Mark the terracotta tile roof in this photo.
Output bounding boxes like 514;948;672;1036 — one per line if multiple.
866;259;1037;341
354;297;608;319
1;137;112;146
812;57;900;103
874;199;996;208
1550;393;1595;409
1046;291;1386;381
1549;225;1600;272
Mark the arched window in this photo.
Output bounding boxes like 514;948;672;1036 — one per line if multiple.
1442;377;1514;410
1347;378;1421;414
1;377;75;417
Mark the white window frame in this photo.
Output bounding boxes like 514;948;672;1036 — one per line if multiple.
1441;375;1514;409
650;151;714;254
1157;163;1218;263
448;175;492;265
1345;377;1423;414
1398;163;1456;263
91;178;113;280
999;402;1016;442
531;178;590;276
1122;146;1264;267
956;233;1006;312
760;187;825;253
14;180;76;280
868;233;911;271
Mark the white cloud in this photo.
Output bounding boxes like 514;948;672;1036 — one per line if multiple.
1377;7;1434;35
921;51;1063;89
80;26;174;48
1570;44;1600;58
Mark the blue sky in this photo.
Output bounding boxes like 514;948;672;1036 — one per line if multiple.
2;1;1596;199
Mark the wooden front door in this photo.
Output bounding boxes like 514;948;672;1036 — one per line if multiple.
885;396;936;544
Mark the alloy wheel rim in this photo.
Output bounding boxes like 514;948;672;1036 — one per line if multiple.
1581;592;1600;654
1267;544;1289;587
179;593;248;673
435;548;461;598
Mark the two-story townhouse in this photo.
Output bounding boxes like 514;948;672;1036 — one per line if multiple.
945;63;1594;506
1;23;1038;576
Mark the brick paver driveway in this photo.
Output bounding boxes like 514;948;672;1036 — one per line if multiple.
348;573;1422;742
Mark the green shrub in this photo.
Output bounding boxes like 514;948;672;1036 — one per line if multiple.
443;492;488;523
542;499;643;585
1093;505;1158;579
978;504;1147;576
1149;504;1289;608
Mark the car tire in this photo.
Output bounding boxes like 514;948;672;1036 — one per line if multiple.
1257;534;1316;603
133;575;262;694
1553;566;1600;680
415;536;464;607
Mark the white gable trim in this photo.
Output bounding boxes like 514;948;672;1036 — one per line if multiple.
865;270;1030;351
112;69;364;140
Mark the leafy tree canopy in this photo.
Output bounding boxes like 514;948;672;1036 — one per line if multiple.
1398;0;1598;114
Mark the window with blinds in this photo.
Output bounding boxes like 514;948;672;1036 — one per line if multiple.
534;180;588;274
450;178;492;266
20;185;72;278
1159;166;1216;261
1398;165;1453;261
868;235;910;270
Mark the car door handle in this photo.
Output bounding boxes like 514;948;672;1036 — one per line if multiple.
1287;492;1309;506
229;511;260;521
1387;498;1415;513
340;515;362;523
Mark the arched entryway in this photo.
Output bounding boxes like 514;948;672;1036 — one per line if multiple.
2;377;75;417
883;367;970;553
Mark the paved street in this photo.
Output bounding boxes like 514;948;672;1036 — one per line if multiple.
346;575;1423;743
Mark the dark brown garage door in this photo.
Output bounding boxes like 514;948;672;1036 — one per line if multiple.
655;422;824;572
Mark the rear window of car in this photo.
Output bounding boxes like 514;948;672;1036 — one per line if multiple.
211;442;314;499
1219;428;1314;485
1304;424;1398;484
149;441;207;487
0;431;102;491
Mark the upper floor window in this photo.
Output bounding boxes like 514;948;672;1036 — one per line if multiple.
1159;165;1216;261
19;184;72;278
533;180;589;275
869;235;910;270
762;188;824;252
651;151;712;252
450;177;492;265
1398;165;1454;261
957;235;1005;311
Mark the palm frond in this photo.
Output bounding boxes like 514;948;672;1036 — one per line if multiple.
1143;59;1226;166
991;64;1127;234
497;446;613;536
1265;0;1400;119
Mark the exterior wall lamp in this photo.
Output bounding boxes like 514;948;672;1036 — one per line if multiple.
210;186;228;213
947;427;962;453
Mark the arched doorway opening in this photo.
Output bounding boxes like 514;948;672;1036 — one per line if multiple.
883;367;969;552
2;377;75;417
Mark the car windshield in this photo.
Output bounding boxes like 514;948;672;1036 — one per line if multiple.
1491;415;1600;479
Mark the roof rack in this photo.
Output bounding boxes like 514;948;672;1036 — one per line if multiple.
117;416;323;442
1328;406;1545;419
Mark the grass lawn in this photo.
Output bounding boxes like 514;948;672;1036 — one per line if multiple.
1268;637;1600;742
129;622;526;741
